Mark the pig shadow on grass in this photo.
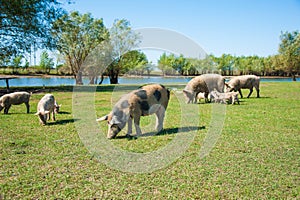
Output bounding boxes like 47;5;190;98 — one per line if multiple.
57;111;71;114
115;126;205;139
155;126;205;136
47;118;79;126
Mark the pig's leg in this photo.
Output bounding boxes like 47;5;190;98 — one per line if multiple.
4;105;11;114
25;102;30;113
155;106;165;132
126;117;133;136
255;86;260;98
52;110;56;121
193;92;198;104
238;89;243;98
230;96;234;104
247;87;253;98
204;92;209;103
133;115;142;136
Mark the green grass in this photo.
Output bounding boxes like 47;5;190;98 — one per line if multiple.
1;82;299;199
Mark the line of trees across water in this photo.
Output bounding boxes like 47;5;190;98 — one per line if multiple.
1;1;299;84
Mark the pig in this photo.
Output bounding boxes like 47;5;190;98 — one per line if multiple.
225;75;260;98
210;89;240;105
97;84;170;139
54;101;61;114
35;94;58;125
183;74;225;103
196;92;206;103
0;91;31;114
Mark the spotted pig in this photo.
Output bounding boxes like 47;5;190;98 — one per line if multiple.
97;84;170;139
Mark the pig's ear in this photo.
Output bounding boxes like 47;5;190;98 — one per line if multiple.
96;115;108;122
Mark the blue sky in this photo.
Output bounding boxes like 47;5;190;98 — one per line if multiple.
63;0;300;63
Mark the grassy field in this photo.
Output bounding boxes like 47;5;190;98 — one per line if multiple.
0;82;299;199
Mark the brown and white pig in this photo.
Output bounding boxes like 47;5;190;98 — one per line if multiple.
97;84;170;139
225;75;260;98
0;91;31;114
183;74;225;103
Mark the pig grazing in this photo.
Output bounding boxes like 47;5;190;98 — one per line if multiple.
35;94;58;125
97;84;170;139
183;74;225;103
225;75;260;98
0;91;31;114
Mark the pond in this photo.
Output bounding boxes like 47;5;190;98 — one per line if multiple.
0;76;299;87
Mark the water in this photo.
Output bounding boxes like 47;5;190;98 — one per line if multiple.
0;76;299;87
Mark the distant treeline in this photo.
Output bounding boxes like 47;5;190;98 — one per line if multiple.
1;27;299;82
0;52;299;79
157;31;299;79
157;53;299;78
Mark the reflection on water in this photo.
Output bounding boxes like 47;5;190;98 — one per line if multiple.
0;76;299;87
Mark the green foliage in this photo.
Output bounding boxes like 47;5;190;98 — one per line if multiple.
158;53;216;75
24;59;29;70
0;0;66;61
52;11;109;84
11;55;23;73
158;53;176;75
171;54;187;75
39;51;54;74
0;83;299;199
278;31;300;78
122;50;148;75
105;19;141;83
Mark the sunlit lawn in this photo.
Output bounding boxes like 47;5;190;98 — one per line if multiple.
0;82;299;199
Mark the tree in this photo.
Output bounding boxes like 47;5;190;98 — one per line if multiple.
171;54;188;75
185;58;199;75
11;55;22;74
158;53;174;75
83;42;114;84
0;0;66;62
39;50;54;74
105;19;141;84
279;31;300;80
121;50;148;76
144;62;155;76
52;11;108;84
220;54;235;76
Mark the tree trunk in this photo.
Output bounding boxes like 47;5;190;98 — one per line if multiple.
89;76;95;84
109;73;118;84
75;71;83;85
98;74;104;85
292;73;296;81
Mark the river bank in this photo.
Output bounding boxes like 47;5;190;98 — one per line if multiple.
1;73;299;79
